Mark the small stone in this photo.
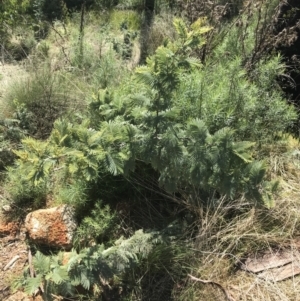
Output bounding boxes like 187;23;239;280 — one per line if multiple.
2;205;12;212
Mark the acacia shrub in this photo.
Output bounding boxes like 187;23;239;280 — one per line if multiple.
4;14;299;301
174;55;296;143
7;18;284;208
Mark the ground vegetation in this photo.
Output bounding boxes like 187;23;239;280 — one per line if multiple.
1;0;300;300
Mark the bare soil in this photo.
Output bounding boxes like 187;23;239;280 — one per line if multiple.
0;231;28;300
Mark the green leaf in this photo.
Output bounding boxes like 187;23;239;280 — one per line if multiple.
232;141;255;163
173;18;188;39
24;275;43;295
43;158;56;176
46;267;69;284
68;163;78;174
33;251;50;274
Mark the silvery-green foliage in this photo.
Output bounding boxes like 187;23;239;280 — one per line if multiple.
10;17;293;210
15;230;166;300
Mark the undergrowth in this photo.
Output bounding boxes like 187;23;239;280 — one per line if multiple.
1;1;300;301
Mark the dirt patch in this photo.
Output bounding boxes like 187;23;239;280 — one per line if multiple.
0;205;28;299
0;235;28;300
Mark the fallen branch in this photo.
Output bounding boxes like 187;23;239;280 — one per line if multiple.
28;248;35;278
3;255;20;271
52;293;80;301
188;274;236;301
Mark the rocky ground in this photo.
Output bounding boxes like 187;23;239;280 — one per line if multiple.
0;201;77;301
0;63;30;300
0;217;28;300
0;60;76;298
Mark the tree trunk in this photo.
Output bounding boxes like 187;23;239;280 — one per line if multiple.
139;0;155;64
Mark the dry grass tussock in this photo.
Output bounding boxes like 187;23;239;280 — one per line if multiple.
44;11;140;72
0;64;28;119
178;138;300;301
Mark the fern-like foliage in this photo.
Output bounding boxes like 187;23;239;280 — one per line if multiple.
14;251;71;300
9;18;285;207
74;200;117;247
124;19;269;202
13;116;132;186
15;230;166;300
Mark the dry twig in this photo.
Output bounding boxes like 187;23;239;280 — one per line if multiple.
3;255;20;271
28;248;35;278
188;274;236;301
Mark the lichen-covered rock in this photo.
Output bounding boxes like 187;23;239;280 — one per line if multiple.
25;205;77;249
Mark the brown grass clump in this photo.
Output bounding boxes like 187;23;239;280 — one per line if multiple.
144;13;176;57
0;64;28;118
177;138;300;301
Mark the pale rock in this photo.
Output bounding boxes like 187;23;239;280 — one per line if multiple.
2;205;12;212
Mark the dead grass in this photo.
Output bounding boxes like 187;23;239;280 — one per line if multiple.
0;64;28;119
144;12;176;57
1;8;300;301
177;138;300;301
